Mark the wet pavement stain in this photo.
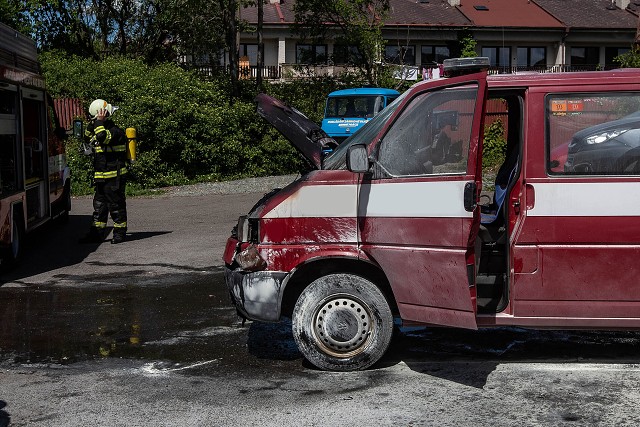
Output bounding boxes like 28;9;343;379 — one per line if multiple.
0;272;246;366
2;268;640;376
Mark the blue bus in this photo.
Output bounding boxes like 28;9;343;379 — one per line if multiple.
321;88;400;143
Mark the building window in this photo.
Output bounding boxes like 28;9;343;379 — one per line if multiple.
482;47;510;71
239;44;258;65
332;45;362;65
571;47;599;67
420;45;451;66
385;45;416;65
296;44;327;64
605;47;630;69
516;47;546;68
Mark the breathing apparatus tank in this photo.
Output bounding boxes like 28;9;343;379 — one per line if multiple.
125;127;136;162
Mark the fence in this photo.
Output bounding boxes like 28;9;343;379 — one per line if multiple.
53;97;85;131
195;65;281;79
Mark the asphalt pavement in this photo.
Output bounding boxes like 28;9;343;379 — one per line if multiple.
1;177;640;427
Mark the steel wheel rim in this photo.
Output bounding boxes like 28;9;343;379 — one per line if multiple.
312;294;374;358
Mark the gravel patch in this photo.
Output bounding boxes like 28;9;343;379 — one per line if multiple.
158;174;301;197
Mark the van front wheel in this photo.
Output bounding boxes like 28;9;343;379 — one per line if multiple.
292;273;393;371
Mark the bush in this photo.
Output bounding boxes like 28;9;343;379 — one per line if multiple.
615;47;640;68
40;52;306;192
41;52;415;193
482;119;506;170
65;136;95;195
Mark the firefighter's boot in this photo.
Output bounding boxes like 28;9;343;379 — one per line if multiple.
79;227;105;244
111;229;126;244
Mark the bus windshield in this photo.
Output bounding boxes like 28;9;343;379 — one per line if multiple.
325;95;389;119
324;91;407;170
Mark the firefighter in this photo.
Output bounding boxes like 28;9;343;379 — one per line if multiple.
79;99;129;244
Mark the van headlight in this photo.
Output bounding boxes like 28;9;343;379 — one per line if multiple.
236;215;260;243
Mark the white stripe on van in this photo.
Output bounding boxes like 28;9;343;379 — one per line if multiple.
262;181;472;219
528;182;640;217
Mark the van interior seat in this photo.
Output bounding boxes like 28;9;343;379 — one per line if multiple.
480;154;518;224
479;145;519;244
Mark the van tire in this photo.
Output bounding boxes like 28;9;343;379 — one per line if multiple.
292;273;393;371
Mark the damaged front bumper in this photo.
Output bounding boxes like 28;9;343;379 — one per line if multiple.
224;267;289;322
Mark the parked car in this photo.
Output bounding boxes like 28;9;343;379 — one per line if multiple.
564;112;640;174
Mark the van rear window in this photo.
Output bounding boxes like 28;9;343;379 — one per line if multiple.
547;93;640;175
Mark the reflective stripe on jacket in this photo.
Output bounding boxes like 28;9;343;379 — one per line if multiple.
85;118;128;180
94;167;128;180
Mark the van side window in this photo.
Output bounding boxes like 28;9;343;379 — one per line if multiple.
547;93;640;175
377;85;477;176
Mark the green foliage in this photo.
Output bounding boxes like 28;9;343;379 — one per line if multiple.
0;0;33;34
65;136;95;195
482;119;506;169
41;52;305;192
43;52;415;194
292;0;390;85
460;35;478;58
17;0;227;63
614;46;640;68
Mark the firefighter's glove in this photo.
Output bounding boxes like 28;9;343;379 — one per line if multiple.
80;141;94;156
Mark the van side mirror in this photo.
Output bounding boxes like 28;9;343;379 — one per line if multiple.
73;119;84;139
347;144;370;173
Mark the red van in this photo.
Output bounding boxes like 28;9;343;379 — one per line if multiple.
223;58;640;371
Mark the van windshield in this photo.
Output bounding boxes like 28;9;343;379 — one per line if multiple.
324;92;407;170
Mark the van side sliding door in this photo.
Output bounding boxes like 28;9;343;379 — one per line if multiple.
513;88;640;326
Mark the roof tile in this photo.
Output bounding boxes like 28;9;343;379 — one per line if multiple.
458;0;564;28
533;0;638;28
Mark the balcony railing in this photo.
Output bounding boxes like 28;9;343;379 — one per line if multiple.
194;65;281;79
192;63;612;81
488;64;603;74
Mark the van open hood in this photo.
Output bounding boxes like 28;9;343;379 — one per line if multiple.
256;93;337;170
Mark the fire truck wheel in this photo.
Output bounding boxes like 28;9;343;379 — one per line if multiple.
292;273;393;371
3;215;24;267
58;182;72;223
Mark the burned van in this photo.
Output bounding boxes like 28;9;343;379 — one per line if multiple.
224;58;640;371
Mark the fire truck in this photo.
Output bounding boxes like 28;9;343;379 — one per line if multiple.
0;23;71;267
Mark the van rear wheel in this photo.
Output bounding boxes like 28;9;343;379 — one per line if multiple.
292;273;393;371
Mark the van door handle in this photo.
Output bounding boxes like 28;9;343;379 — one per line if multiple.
513;201;521;215
464;181;477;212
525;184;535;210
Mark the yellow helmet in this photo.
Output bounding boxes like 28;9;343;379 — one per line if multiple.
88;99;118;119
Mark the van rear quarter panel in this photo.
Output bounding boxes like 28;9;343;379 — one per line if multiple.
511;78;640;319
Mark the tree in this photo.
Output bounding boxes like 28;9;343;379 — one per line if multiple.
219;0;240;97
292;0;390;86
614;47;640;68
459;34;477;58
12;0;226;64
0;0;34;34
150;0;226;64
